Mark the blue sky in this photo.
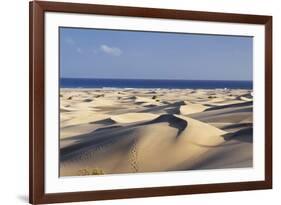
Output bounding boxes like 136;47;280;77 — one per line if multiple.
60;27;253;81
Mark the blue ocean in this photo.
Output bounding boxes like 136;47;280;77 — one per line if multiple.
60;78;252;89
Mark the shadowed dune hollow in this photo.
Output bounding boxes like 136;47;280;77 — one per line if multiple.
60;88;253;176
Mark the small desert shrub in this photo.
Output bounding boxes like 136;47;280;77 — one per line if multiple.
91;168;105;175
83;98;93;102
95;94;104;98
152;95;157;99
77;168;105;176
77;169;90;176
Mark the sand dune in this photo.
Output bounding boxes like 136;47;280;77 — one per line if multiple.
60;114;228;175
180;103;209;115
111;113;159;123
190;128;253;169
60;88;253;176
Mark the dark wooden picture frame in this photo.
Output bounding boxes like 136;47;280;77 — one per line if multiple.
29;1;272;204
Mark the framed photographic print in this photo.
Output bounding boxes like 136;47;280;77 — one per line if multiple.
29;1;272;204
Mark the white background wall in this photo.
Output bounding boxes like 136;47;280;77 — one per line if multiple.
0;0;280;204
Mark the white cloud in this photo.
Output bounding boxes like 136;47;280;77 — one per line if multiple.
100;44;122;56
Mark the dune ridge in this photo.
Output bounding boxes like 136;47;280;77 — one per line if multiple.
60;88;253;176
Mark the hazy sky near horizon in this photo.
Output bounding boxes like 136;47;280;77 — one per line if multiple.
60;27;253;81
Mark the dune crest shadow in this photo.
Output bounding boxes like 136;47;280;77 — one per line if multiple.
60;114;188;160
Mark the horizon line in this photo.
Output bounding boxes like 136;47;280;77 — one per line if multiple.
60;77;253;82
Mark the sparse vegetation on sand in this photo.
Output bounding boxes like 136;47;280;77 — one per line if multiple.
77;168;105;176
60;88;253;176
